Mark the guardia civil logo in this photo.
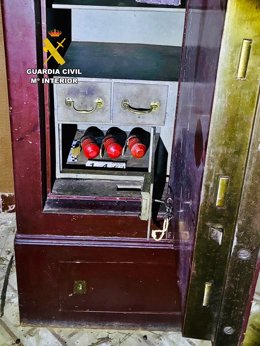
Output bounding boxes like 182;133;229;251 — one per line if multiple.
43;29;66;65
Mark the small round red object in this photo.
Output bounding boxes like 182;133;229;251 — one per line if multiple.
128;136;147;158
81;138;100;159
104;137;123;159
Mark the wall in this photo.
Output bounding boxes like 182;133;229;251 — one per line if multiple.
0;6;15;212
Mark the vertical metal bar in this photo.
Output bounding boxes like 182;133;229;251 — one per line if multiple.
183;0;260;340
146;127;155;240
148;126;155;173
214;86;260;345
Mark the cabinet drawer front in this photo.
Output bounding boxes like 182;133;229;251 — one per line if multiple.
55;80;111;123
113;82;168;125
59;260;179;314
15;241;181;326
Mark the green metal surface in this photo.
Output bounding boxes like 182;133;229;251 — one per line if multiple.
183;0;260;341
243;313;260;346
214;89;260;345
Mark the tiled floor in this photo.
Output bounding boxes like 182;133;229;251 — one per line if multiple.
0;212;257;346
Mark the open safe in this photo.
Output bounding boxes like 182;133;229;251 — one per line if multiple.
2;0;260;344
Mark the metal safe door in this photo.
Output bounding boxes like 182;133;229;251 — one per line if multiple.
177;0;260;344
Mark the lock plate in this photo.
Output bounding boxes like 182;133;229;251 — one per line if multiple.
73;280;87;295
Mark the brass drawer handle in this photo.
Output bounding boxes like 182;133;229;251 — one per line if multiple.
65;97;104;114
121;99;160;115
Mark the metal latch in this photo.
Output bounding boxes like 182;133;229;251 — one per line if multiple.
140;173;152;221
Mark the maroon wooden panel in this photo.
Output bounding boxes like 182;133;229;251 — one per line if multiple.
169;0;227;310
59;262;178;313
2;0;227;241
15;236;181;327
188;0;226;9
1;0;150;237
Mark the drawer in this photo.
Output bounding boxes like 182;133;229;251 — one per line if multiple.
54;79;111;123
112;82;168;125
15;241;182;326
59;260;179;314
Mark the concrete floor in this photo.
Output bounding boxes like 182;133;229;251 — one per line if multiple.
0;212;257;346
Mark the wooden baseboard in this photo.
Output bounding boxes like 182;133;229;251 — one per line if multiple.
0;193;15;213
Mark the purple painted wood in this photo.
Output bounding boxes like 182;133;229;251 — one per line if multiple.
15;239;182;327
169;0;227;309
1;0;148;237
2;0;43;221
15;233;182;249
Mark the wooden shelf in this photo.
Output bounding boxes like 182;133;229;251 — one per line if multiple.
53;0;185;10
60;42;181;81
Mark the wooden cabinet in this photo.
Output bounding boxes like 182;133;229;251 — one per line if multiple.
2;0;260;344
15;240;181;327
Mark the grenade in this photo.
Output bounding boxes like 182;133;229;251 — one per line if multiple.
103;127;127;159
127;127;150;158
81;126;104;159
